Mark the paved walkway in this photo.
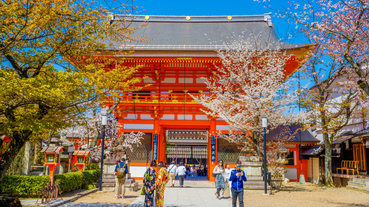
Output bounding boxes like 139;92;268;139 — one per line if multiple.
128;181;231;207
59;181;230;207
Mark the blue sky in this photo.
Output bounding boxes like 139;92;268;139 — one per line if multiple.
134;0;306;44
133;0;307;113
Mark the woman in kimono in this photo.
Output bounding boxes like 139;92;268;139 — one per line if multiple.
143;161;157;206
156;161;169;207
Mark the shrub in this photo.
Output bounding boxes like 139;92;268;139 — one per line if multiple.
0;175;49;197
0;169;100;197
89;163;100;170
55;172;84;193
82;169;100;188
84;184;96;190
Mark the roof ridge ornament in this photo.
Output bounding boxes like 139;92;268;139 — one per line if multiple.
263;12;272;27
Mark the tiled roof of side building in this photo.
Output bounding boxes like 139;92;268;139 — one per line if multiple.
265;124;320;143
103;14;307;51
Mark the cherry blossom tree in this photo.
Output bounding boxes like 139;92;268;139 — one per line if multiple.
192;36;309;156
296;44;365;186
62;101;145;162
276;0;369;96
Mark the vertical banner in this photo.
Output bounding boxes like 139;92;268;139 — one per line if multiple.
153;134;158;161
211;136;216;162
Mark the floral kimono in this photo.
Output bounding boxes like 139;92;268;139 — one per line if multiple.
143;167;156;207
155;167;169;207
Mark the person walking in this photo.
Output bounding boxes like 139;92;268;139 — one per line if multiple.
230;160;247;207
176;162;186;187
143;161;157;206
222;163;232;198
167;161;177;187
212;160;226;200
114;158;128;199
155;161;169;207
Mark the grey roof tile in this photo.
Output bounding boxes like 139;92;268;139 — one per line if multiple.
104;15;306;51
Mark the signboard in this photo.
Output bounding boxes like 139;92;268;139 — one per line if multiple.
153;134;158;161
211;136;216;162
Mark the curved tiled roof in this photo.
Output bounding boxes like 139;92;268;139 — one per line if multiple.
104;14;307;51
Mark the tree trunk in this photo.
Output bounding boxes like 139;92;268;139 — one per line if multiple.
323;132;334;186
33;141;40;165
22;142;32;176
0;131;32;181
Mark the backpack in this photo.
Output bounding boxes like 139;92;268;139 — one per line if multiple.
117;163;127;179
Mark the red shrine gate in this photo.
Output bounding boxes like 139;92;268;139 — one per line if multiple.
100;14;313;181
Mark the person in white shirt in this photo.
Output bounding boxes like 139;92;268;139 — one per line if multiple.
222;163;232;198
176;162;186;187
167;161;178;187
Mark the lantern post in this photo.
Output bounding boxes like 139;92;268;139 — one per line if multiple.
99;114;107;191
262;117;268;195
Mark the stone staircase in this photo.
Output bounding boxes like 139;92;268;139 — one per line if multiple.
96;173;139;192
239;156;272;191
347;178;369;192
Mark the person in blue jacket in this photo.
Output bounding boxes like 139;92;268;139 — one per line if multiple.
229;160;247;207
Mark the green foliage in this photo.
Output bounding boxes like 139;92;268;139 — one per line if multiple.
89;163;100;170
81;170;100;187
0;175;49;197
54;172;84;193
84;184;96;190
0;169;100;197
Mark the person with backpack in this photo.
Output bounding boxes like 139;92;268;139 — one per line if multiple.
229;160;247;207
114;158;128;199
167;161;177;187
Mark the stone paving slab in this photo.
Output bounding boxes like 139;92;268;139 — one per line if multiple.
164;187;231;207
60;203;126;207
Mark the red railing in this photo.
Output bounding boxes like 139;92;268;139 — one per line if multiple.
105;92;211;104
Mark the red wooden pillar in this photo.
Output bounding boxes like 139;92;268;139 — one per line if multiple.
302;159;309;180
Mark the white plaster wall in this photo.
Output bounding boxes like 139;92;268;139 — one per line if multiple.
141;114;154;120
178;78;193;83
161;114;175;120
178;114;192;120
123;114;138;120
196;115;208;120
124;124;154;129
162;78;176;83
216;125;231;131
130;166;149;178
285;168;297;180
196;78;205;83
144;78;156;83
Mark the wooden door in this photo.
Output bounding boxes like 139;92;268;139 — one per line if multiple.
353;144;366;171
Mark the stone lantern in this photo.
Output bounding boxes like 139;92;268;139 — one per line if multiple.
41;146;63;184
72;150;90;173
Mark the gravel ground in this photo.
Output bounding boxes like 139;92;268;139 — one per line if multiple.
68;182;369;207
73;183;142;206
242;182;369;207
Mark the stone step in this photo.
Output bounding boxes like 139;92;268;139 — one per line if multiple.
29;171;44;176
246;176;263;181
347;185;369;192
244;184;272;190
241;162;263;167
352;178;367;183
352;178;369;186
348;181;367;188
99;178;135;184
243;181;266;185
